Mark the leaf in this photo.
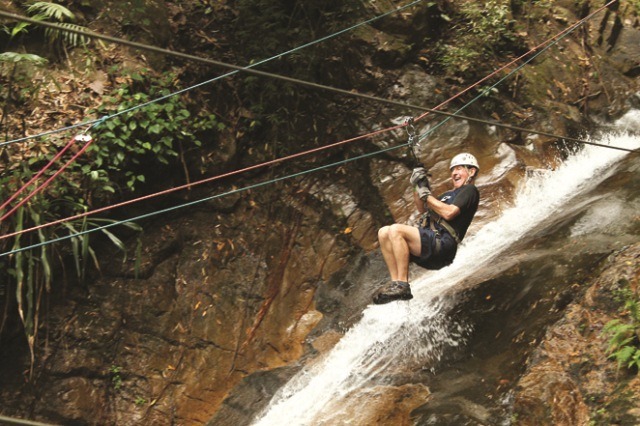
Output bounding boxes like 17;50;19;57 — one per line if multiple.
27;2;75;22
99;228;126;254
614;346;636;365
0;52;47;65
52;23;91;47
88;245;100;272
37;229;52;292
61;222;83;279
10;22;30;38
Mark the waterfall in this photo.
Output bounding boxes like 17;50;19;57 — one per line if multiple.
253;110;640;425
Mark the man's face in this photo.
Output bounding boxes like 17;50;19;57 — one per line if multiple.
450;165;473;189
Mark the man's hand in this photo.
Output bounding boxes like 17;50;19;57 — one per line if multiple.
416;185;431;200
409;167;428;187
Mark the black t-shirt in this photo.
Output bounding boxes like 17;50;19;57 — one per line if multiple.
437;184;479;240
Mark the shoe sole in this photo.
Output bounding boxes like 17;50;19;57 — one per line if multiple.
373;293;413;305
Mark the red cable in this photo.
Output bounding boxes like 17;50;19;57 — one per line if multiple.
0;134;95;222
0;123;406;241
0;134;79;214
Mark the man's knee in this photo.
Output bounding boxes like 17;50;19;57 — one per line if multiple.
378;225;390;242
387;223;404;239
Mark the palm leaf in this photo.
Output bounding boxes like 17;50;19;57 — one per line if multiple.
32;210;52;292
45;23;91;48
0;52;48;65
12;208;26;325
99;227;127;257
60;221;83;279
26;2;75;22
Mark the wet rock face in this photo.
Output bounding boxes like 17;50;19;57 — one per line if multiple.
512;243;640;425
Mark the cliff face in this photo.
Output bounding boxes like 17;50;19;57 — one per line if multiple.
512;243;640;426
0;1;639;425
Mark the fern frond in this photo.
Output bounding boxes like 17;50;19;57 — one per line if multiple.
44;23;91;48
612;345;636;366
26;2;75;22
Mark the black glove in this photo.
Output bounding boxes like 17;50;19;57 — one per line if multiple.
409;167;429;188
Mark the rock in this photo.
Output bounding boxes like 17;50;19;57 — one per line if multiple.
512;243;640;425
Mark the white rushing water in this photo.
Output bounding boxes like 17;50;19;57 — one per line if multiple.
253;110;640;425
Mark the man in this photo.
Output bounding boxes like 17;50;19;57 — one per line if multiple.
373;153;480;304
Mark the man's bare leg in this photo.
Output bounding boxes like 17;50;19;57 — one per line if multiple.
386;224;421;282
375;224;422;303
378;225;399;280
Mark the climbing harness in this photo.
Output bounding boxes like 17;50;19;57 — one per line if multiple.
419;210;461;255
434;217;461;245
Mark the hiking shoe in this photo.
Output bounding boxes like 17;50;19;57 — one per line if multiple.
373;281;413;304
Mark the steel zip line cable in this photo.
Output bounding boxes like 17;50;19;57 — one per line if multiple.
0;5;634;154
4;115;637;259
0;414;57;426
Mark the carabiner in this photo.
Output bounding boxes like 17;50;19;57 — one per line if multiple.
405;117;417;147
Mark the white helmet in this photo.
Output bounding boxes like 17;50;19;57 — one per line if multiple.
450;152;479;171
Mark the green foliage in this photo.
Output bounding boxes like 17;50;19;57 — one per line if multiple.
89;70;223;193
13;1;90;50
0;52;48;114
439;44;481;76
437;0;518;77
27;2;75;21
0;10;49;129
0;52;47;65
0;171;141;378
1;67;224;377
109;365;123;390
603;282;640;372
